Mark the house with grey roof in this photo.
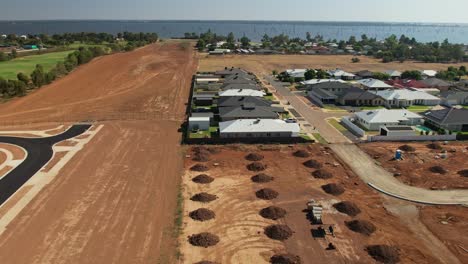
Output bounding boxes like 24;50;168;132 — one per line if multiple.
354;109;423;130
371;89;441;108
337;90;384;106
223;75;257;85
355;70;374;79
218;104;284;121
218;96;272;108
420;78;451;91
306;81;358;104
384;70;402;79
215;68;249;77
440;91;468;106
358;78;394;90
423;108;468;132
221;83;263;91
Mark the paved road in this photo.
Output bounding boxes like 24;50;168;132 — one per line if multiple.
265;76;353;143
0;124;91;205
330;144;468;205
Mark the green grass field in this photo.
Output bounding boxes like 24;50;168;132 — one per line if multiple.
0;50;75;80
328;118;348;132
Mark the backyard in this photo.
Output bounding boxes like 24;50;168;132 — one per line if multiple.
0;50;75;80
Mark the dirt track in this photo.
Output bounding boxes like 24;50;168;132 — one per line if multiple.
0;42;197;263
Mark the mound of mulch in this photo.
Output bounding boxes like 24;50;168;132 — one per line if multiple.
256;188;279;200
192;174;214;184
193;152;211;162
189;208;215;221
333;201;361;216
293;150;310;158
399;144;415;152
270;254;302;264
429;166;448;174
303;159;323;169
188;233;220;248
190;193;218;203
321;183;345;196
245;153;264;161
194;261;219;264
366;245;400;264
191;164;209;172
427;142;443;150
264;224;293;241
345;220;376;236
458;169;468;177
247;162;267;171
312;169;333;179
251;173;274;183
260;206;287;220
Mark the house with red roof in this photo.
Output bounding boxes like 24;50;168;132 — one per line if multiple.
385;79;429;89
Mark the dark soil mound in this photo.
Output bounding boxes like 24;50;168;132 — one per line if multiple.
366;245;400;264
427;142;443;150
429;166;447;174
312;169;333;179
458;169;468;177
321;183;345;196
399;144;415;152
188;233;220;248
245;153;265;161
333;201;361;216
293;150;310;158
345;220;376;236
190;193;218;203
264;224;293;241
303;159;323;169
251;173;274;183
194;261;219;264
193;152;211;162
189;208;216;221
247;162;267;171
270;254;302;264
259;206;287;220
192;174;214;184
191;164;209;172
256;188;279;200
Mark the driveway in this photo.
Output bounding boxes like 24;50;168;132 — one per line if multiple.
330;144;468;205
0;124;91;205
265;76;355;143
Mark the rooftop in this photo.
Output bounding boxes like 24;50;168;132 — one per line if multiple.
372;89;440;101
355;109;422;123
358;78;394;89
219;119;300;134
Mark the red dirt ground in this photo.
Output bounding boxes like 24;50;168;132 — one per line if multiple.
360;142;468;190
181;145;445;264
0;42;197;264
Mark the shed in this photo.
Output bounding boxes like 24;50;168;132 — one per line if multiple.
380;126;416;136
188;117;210;131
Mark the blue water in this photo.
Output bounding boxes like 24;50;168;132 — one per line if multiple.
1;20;468;43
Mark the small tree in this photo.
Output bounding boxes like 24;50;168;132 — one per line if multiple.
17;72;30;84
11;49;17;59
272;70;278;76
240;36;250;49
30;64;45;87
351;57;360;63
196;39;206;51
304;69;317;80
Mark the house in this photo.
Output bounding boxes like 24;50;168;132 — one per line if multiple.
423;108;468;132
191;112;214;122
420;78;451;91
209;50;226;55
306;82;358;104
221;83;263;91
386;79;429;89
301;79;345;85
355;70;374;79
218;104;284;121
327;69;356;80
285;69;308;79
384;70;402;79
196;77;220;84
219;119;300;138
372;89;441;108
215;68;249;77
193;94;215;106
421;70;438;78
188;117;210;131
379;126;416;136
218;96;271;108
354;109;423;130
337;89;384;106
358;78;394;90
223;75;257;85
219;89;265;97
439;91;468;106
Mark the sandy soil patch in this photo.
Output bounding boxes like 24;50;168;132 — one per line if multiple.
54;140;78;147
41;151;68;173
180;145;443;264
199;54;467;76
360;142;468;190
0;152;6;165
0;143;26;160
0;185;33;220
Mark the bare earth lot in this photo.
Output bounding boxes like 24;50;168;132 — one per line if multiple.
180;145;449;264
0;42;197;264
199;54;466;76
360;142;468;190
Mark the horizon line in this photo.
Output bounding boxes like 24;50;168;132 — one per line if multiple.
0;19;467;25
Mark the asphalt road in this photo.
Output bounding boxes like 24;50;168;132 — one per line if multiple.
0;124;91;205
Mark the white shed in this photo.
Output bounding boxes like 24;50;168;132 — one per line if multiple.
188;117;210;131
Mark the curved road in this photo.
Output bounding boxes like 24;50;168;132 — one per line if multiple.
330;144;468;205
0;124;91;205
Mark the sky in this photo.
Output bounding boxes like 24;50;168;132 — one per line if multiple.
2;0;468;23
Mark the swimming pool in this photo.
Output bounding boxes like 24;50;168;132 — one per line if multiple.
416;125;432;132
